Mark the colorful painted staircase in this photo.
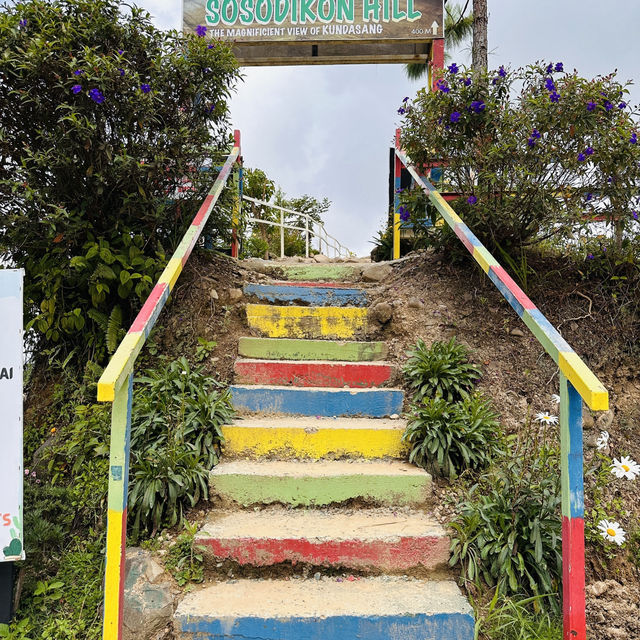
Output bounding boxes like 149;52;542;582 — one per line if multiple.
174;265;474;640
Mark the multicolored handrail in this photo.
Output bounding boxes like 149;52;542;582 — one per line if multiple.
97;131;241;640
394;130;608;640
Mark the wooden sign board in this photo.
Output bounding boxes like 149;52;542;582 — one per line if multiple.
184;0;443;64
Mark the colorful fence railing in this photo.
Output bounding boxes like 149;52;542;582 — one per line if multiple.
96;131;241;640
393;129;608;640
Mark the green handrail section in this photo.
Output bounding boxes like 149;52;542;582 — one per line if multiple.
393;130;607;640
96;131;241;640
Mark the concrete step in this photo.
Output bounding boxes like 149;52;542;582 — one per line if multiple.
196;507;449;573
209;460;430;507
174;577;474;640
246;303;368;340
234;359;394;388
221;416;407;460
275;264;364;281
230;385;404;418
243;282;369;307
238;337;388;362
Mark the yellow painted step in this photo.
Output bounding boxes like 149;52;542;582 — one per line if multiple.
221;417;408;460
246;304;368;340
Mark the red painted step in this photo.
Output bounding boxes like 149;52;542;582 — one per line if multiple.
234;359;393;388
197;509;450;573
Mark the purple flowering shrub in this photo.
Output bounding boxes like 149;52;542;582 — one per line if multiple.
400;63;640;261
0;0;240;361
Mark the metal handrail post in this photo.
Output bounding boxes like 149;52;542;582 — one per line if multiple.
280;209;285;258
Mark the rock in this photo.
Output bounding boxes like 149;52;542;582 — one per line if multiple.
510;328;525;337
362;263;392;282
408;297;424;309
389;414;400;420
124;549;175;640
242;258;278;275
596;410;614;430
462;292;473;303
368;302;393;325
209;289;219;301
587;580;618;597
313;254;330;263
228;288;243;303
583;409;595;429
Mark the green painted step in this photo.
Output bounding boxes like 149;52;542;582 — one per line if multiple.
277;264;364;281
238;337;388;362
209;460;431;508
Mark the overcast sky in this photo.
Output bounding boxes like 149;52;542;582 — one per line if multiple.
138;0;640;256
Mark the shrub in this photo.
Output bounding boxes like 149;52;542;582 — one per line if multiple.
0;0;240;361
403;393;502;479
403;337;481;403
449;446;562;610
400;63;640;259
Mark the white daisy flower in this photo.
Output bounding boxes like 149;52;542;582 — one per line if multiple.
597;520;626;546
611;456;640;480
535;412;558;425
551;394;561;404
596;431;609;451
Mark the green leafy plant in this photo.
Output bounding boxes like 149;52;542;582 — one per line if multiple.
128;356;234;536
403;393;502;479
403;337;482;403
165;520;207;586
449;446;562;611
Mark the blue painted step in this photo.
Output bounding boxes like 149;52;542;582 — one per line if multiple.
243;282;368;307
174;578;474;640
230;385;404;417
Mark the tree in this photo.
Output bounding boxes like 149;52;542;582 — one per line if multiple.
0;0;240;362
405;2;473;81
471;0;488;71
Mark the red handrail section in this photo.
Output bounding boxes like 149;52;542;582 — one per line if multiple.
393;129;608;640
97;131;241;640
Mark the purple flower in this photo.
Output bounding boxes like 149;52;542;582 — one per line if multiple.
630;132;637;144
491;78;497;86
88;88;105;104
140;84;151;94
587;101;596;111
549;91;560;103
19;18;27;28
554;62;564;72
448;63;459;74
633;211;639;220
577;152;586;162
527;138;536;148
207;103;215;113
396;188;404;194
450;111;461;123
403;96;409;102
587;253;594;260
545;63;553;74
397;107;405;115
207;44;214;49
544;77;555;91
498;65;507;78
585;146;594;155
470;100;486;113
195;25;207;37
604;101;614;111
399;206;410;222
586;193;593;201
467;195;477;205
619;102;627;109
463;77;471;86
602;246;607;252
72;84;82;94
118;68;125;76
437;80;450;93
118;49;124;55
531;128;541;139
74;69;84;76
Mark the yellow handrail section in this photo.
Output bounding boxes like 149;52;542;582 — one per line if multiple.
97;131;241;640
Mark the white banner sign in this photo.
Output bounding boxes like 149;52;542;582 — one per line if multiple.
0;270;24;562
